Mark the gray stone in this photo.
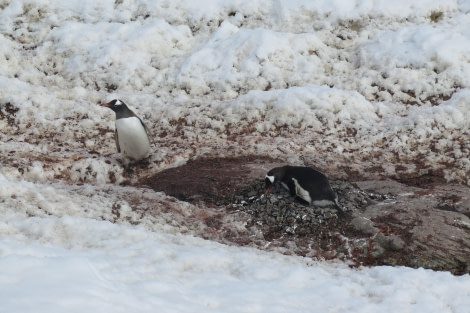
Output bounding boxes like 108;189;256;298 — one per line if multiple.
375;233;405;251
222;177;470;275
351;216;378;235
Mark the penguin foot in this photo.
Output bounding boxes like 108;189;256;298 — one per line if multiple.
134;158;150;168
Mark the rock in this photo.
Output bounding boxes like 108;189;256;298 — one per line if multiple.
138;156;470;275
375;233;405;251
350;216;378;236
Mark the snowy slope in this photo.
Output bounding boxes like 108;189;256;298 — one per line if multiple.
1;175;470;313
1;1;470;312
1;0;470;184
2;214;470;313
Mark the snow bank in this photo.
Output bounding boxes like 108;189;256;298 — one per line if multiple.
2;0;470;185
1;192;469;313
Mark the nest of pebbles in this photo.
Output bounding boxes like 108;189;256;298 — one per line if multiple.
222;180;391;237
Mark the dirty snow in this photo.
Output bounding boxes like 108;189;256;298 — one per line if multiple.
1;0;470;312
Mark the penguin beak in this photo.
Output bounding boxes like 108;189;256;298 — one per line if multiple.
264;188;270;195
101;102;110;107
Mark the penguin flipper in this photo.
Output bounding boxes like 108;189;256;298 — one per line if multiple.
139;118;154;145
115;129;121;153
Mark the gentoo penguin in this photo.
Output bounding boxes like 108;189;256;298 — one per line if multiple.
101;99;152;161
265;165;344;214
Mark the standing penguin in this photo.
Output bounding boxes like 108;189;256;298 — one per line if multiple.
101;99;152;161
265;165;343;214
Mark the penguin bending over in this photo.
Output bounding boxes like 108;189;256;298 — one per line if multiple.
101;99;152;161
265;165;343;214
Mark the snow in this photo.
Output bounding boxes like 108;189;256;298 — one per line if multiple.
1;181;469;312
1;0;470;312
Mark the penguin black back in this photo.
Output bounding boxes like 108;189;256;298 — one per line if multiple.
265;165;343;214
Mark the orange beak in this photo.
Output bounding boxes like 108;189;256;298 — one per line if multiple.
265;188;270;196
101;102;110;107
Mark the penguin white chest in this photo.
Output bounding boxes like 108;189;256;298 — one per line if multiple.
291;178;312;204
115;117;151;160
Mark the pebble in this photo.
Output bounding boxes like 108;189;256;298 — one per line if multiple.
221;179;392;236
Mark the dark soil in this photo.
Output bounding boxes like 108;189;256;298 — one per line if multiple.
140;155;283;203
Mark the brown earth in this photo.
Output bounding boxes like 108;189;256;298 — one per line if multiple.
138;156;470;275
140;156;284;203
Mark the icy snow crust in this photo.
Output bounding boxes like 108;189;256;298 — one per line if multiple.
1;1;470;311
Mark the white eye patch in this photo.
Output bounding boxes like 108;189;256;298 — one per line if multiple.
265;175;275;183
115;100;123;106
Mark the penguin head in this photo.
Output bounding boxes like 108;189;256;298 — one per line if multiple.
101;99;127;113
264;167;285;195
264;174;276;195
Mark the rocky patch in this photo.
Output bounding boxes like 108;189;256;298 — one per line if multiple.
138;156;470;275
